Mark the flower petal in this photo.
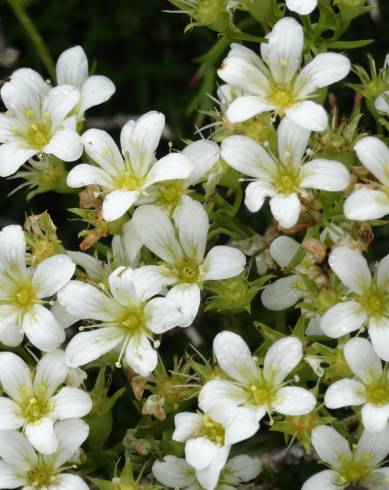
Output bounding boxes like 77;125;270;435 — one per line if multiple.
377;255;389;291
225;96;275;123
269;193;301;228
32;254;75;298
102;189;140;222
320;301;367;338
344;337;382;383
369;317;389;362
34;350;68;398
203;245;246;281
329;247;371;293
324;379;366;409
165;283;201;328
286;101;328;131
67;163;112;188
25;417;57;455
300;159;350;191
244;181;275;212
0;352;33;402
222;406;260;445
0;398;24;430
44;128;82;162
51;418;89;468
199;380;250;414
354;136;389;186
277;117;310;166
264;336;302;384
22;305;65;352
144;297;185;334
261;275;303;311
344;188;389;221
80;75;115;113
42;85;80;129
361;403;389;432
224;455;262;484
286;0;317;14
132;265;176;301
50;386;92;419
81;128;124;175
195;446;230;490
301;470;341;490
52;473;89;490
0;224;26;275
125;333;158;376
311;425;351;467
272;386;316;415
217;56;269;96
269;236;301;268
184;140;220;185
173;412;203;442
0;460;26;489
56;46;88;87
152;455;196;488
185;437;223;471
213;330;259;384
0;143;36;177
145;153;193;188
0;430;37;470
356;425;389;465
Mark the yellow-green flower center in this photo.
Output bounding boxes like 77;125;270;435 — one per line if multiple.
200;414;225;446
274;167;301;194
249;380;277;407
116;172;143;191
121;308;146;332
157;180;185;207
365;375;389;404
174;260;200;284
337;453;372;485
22;395;52;423
19;110;52;150
12;283;37;311
358;285;389;317
26;463;55;488
268;85;295;112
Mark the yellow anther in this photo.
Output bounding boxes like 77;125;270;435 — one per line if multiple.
25;109;34;118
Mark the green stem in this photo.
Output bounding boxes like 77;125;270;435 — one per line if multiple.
6;0;56;80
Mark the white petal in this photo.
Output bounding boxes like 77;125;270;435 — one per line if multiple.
51;418;89;468
213;330;259;384
0;460;26;489
203;246;246;281
113;218;143;267
286;101;328;131
52;474;89;490
199;380;249;414
22;305;65;352
324;379;366;409
132;205;183;264
277;117;310;166
0;308;21;347
369;318;389;362
320;301;367;337
44;128;82;162
377;255;389;290
81;128;124;175
363;468;389;490
184;140;220;185
221;135;276;178
33;255;75;298
132;265;175;301
125;333;157;376
120;111;165;162
301;470;341;490
173;412;203;442
361;403;389;432
195;446;230;490
67;163;111;188
264;336;302;384
300;159;350;191
50;386;92;419
221;406;260;445
144;297;185;334
145;153;193;188
224;455;262;483
102;190;140;222
343;337;382;383
375;92;389;115
269;193;301;228
295;53;351;97
34;350;68;398
165;283;201;328
185;437;221;471
244;181;275;212
269;236;301;268
0;143;36;177
173;196;208;263
50;301;78;330
225;96;275;123
80;75;115;113
0;398;24;429
42;85;80;129
0;224;26;274
286;0;317;14
344;188;389;221
356;424;389;465
0;352;33;402
261;275;303;311
1;77;41;117
65;327;124;367
11;67;50;96
328;247;371;293
56;46;88;87
25;417;57;455
261;17;303;84
152;456;196;488
217;57;269;96
0;430;37;470
272;386;316;415
226;43;268;72
311;425;351;466
354;136;389;186
58;280;119;321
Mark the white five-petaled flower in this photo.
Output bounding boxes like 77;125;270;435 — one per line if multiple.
325;337;389;432
320;246;389;361
132;196;246;325
58;265;189;376
0;76;82;177
302;425;389;490
66;111;194;222
217;17;351;130
199;332;316;433
221;118;350;228
55;45;115;121
286;0;317;15
172;402;258;490
0;418;89;490
152;454;262;490
0;225;75;351
344;136;389;220
0;351;91;455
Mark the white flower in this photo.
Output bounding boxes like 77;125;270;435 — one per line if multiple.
344;136;389;220
172;402;258;490
0;78;82;177
0;350;91;455
286;0;317;14
58;265;189;376
199;332;316;434
221;118;350;228
152;454;262;490
325;337;389;432
0;225;75;351
112;219;143;268
66;111;194;222
0;418;89;489
132;196;246;325
302;424;389;490
55;45;115;121
375;90;389;115
320;246;389;361
217;17;351;130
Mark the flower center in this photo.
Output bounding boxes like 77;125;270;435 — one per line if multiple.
365;376;389;404
359;285;389;317
26;463;55;488
121;310;144;331
200;414;225;446
274;167;300;194
157;180;184;206
268;86;295;111
117;172;143;191
22;396;52;423
22;111;52;150
176;261;200;284
338;454;372;485
13;284;37;310
249;382;276;407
